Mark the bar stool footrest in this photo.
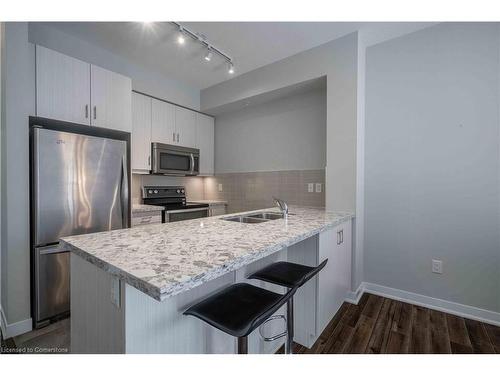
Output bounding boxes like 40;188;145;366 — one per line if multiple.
258;314;287;342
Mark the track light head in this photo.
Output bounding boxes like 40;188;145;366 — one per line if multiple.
204;48;213;62
228;62;235;74
177;27;185;45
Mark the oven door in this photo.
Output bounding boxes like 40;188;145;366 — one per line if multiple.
165;207;209;222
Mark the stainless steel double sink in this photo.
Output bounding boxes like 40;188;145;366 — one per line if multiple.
222;211;286;224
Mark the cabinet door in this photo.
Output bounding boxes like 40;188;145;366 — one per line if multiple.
196;113;215;175
209;205;226;217
175;107;197;148
90;65;132;132
317;222;352;334
36;45;91;125
151;99;175;144
131;93;152;171
317;227;338;334
337;221;352;297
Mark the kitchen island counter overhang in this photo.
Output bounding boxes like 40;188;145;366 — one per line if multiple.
61;206;354;353
60;206;353;301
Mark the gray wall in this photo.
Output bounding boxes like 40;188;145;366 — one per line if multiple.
214;89;326;173
365;23;500;312
28;23;200;110
202;32;359;213
1;22;35;325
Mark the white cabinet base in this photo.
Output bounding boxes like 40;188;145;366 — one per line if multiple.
70;220;353;353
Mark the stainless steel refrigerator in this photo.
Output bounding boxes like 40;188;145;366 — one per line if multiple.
31;119;130;328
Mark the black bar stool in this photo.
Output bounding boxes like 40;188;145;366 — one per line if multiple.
248;259;328;354
184;283;298;354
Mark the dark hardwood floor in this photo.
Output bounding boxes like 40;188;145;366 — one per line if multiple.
278;293;500;354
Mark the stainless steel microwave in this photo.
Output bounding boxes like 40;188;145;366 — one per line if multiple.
151;143;199;176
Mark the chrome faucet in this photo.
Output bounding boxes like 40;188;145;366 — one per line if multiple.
273;197;289;216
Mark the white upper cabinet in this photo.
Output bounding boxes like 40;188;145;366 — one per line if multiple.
151;98;175;144
131;92;152;172
196;113;215;176
36;45;132;132
90;65;132;132
174;107;197;148
36;45;91;125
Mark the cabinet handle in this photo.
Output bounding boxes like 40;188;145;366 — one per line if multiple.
340;230;344;244
93;106;97;120
148;155;150;166
173;132;176;142
85;105;89;118
176;133;180;143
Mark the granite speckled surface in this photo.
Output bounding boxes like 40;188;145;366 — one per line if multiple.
132;204;165;213
60;206;354;302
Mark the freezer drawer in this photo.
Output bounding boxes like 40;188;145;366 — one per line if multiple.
35;245;70;324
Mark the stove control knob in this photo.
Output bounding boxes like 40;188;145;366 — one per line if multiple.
181;189;185;193
154;190;158;194
148;190;153;194
176;189;181;194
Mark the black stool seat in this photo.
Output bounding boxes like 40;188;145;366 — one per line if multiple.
184;283;293;338
248;260;328;289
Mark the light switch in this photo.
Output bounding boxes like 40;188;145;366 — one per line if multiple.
315;183;322;193
218;184;223;192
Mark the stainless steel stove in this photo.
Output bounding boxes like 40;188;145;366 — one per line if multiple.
142;186;209;222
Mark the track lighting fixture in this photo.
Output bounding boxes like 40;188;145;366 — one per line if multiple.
171;22;235;75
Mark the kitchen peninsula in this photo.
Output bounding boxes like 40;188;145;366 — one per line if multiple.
60;206;354;354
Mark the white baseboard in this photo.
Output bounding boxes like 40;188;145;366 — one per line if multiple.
0;305;32;339
345;282;500;327
345;283;364;304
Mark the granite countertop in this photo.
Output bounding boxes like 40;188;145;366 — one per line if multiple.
188;200;227;205
132;204;165;213
60;206;354;302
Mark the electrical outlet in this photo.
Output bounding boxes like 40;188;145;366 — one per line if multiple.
432;259;443;274
315;183;322;193
307;183;314;193
218;184;223;192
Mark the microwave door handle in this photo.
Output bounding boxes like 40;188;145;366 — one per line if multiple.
190;154;195;175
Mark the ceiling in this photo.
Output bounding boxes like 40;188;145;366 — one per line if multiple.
44;22;436;90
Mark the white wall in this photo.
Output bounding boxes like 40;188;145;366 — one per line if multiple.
0;22;35;327
214;88;326;173
365;23;500;313
28;23;200;110
202;33;359;212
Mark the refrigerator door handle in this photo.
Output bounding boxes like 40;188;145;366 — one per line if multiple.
120;154;129;228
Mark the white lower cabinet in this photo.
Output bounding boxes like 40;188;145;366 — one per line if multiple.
289;220;352;348
208;205;226;217
131;211;162;227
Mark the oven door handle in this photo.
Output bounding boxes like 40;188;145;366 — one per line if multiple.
165;207;209;214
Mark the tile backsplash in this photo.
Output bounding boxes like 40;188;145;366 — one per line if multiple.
204;170;325;214
133;169;325;213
